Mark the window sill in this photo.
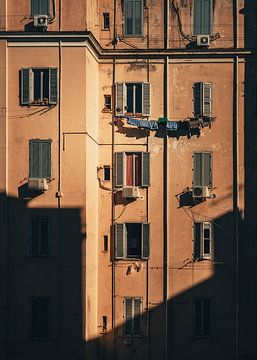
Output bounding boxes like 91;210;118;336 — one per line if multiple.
101;28;110;31
102;108;112;113
123;34;144;38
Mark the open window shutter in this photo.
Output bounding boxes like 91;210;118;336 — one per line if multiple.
124;298;133;335
193;152;202;186
141;223;150;259
193;82;202;117
142;82;150;116
193;0;202;34
115;152;125;187
41;140;51;178
115;83;126;115
202;0;212;35
21;68;33;105
202;82;211;117
193;223;201;260
202;152;212;187
115;223;125;259
49;68;58;105
133;298;141;335
141;152;150;187
29;140;40;178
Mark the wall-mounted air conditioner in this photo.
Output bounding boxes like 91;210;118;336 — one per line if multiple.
122;186;140;199
192;186;210;199
196;35;210;47
28;178;48;192
34;15;48;28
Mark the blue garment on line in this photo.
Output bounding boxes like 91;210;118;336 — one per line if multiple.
167;121;178;131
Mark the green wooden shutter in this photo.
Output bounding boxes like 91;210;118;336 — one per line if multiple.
202;152;212;187
193;0;202;34
193;152;202;186
21;68;33;105
49;68;58;105
141;223;150;259
193;223;201;260
115;223;125;259
41;140;51;178
124;298;133;335
202;82;211;117
141;152;150;187
30;217;40;256
202;0;212;35
142;82;150;116
29;140;40;178
133;298;141;335
193;82;202;117
40;217;50;255
115;83;126;115
31;0;50;16
115;152;125;187
134;1;143;35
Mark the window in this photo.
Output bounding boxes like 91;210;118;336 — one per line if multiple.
29;140;51;179
21;68;58;105
29;216;50;256
115;152;150;187
103;166;111;181
115;82;150;116
124;297;142;336
104;95;112;110
193;222;213;260
124;0;143;36
193;298;211;337
193;82;212;117
193;0;212;35
103;13;110;30
193;152;212;187
31;297;50;339
31;0;50;16
115;222;150;259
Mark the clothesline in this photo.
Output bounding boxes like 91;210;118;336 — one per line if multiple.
117;115;178;131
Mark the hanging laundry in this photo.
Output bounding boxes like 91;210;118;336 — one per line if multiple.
167;121;178;131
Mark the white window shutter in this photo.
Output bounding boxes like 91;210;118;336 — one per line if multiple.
202;82;212;117
115;223;125;259
142;82;151;116
21;68;33;105
115;83;126;115
115;152;125;187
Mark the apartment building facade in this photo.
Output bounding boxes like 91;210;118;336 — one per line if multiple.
0;1;256;359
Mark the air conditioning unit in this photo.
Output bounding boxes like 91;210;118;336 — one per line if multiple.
192;186;210;199
34;15;48;28
122;186;140;199
28;178;48;192
196;35;210;47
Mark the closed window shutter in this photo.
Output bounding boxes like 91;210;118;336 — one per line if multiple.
194;299;202;336
193;82;202;117
31;0;49;16
202;0;212;35
115;83;126;115
49;68;58;105
29;140;40;178
141;223;150;259
202;152;212;187
141;152;150;187
133;298;141;335
193;0;202;34
40;217;50;255
31;0;40;16
193;152;212;187
202;82;211;117
134;1;143;35
142;82;150;116
115;223;125;259
125;298;133;335
30;217;40;256
115;152;125;187
40;298;50;338
193;223;201;260
41;141;51;178
31;298;40;337
21;68;33;105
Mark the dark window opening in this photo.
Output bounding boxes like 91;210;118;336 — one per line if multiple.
194;298;211;337
104;95;112;110
103;13;110;30
31;297;50;339
34;69;49;104
30;216;50;256
103;166;111;181
126;83;142;114
102;316;107;332
126;153;141;186
103;235;108;252
126;223;141;258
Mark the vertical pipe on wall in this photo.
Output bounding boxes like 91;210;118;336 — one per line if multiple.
233;0;238;49
164;0;169;49
163;55;169;360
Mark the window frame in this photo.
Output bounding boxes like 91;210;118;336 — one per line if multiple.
103;12;110;30
30;296;51;340
29;216;51;257
193;82;212;118
193;0;213;35
29;139;52;179
30;0;50;17
123;297;143;336
192;151;212;188
124;0;144;37
193;298;212;337
193;221;213;260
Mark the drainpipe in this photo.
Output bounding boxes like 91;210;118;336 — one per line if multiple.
164;0;169;50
